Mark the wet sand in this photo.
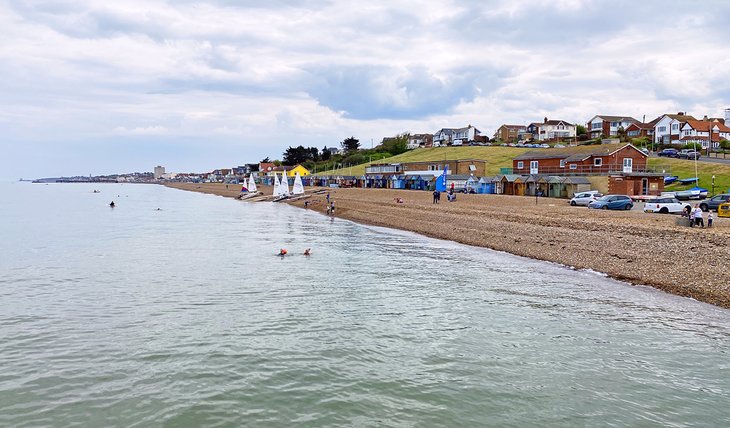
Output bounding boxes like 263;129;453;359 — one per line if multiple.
166;182;730;309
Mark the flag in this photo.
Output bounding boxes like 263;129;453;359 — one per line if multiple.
435;165;448;192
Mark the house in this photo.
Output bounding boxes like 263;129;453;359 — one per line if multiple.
586;115;640;139
680;119;730;150
625;121;656;141
259;162;275;174
512;143;648;175
408;134;433;149
530;118;577;142
493;124;525;143
652;112;696;145
433;125;481;146
512;144;664;196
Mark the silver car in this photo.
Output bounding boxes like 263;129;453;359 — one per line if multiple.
569;191;603;206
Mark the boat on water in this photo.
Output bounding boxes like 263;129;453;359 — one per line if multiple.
272;174;281;197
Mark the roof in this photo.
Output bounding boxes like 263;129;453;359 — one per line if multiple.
590;115;640;123
563;176;591;184
498;124;526;130
514;143;645;161
685;119;730;133
499;174;525;182
540;120;574;126
447;174;471;180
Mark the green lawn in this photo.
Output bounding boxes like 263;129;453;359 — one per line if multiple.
323;146;530;176
649;158;730;194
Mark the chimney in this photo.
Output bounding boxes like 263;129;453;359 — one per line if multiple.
703;115;708;121
677;111;685;116
544;117;548;123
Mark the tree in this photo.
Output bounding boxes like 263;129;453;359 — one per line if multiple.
260;157;271;163
378;133;409;155
321;146;331;161
576;125;587;136
308;147;319;162
341;136;360;153
282;145;310;165
616;126;627;142
720;139;730;151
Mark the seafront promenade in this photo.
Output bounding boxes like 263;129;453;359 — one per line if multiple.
166;183;730;309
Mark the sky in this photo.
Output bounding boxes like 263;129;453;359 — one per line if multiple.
2;0;730;179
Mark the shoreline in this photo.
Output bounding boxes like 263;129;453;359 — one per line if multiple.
165;183;730;310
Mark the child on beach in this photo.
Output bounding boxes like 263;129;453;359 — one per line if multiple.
708;212;713;228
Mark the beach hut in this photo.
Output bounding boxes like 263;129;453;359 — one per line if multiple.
563;176;592;198
525;175;541;196
446;174;470;192
391;175;406;189
548;176;565;198
464;175;478;193
477;176;496;194
499;175;526;196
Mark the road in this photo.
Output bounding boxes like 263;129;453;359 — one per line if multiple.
649;152;730;165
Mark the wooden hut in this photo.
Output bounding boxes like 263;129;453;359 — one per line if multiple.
499;175;526;195
563;176;592;197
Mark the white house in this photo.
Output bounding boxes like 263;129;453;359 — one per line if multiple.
407;133;433;149
652;112;696;145
433;125;481;146
532;118;576;141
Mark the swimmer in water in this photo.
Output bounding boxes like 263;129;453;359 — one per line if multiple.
109;201;115;207
303;248;311;256
278;248;288;256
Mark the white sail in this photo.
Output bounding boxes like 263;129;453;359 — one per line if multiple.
292;172;304;195
272;174;281;197
279;170;290;196
248;174;257;193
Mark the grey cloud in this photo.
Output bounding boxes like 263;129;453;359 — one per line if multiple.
303;64;508;120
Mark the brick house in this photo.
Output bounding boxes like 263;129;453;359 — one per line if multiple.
586;115;640;139
493;124;526;143
512;144;663;196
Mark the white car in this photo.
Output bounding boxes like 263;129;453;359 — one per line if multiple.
643;197;691;214
569;191;603;206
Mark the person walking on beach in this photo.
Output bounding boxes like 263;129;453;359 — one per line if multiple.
433;189;440;204
707;212;713;228
329;201;335;216
326;192;330;204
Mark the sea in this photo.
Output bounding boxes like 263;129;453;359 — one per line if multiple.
1;181;728;427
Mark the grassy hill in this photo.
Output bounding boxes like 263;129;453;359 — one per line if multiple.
323;146;531;176
323;146;730;195
650;158;730;194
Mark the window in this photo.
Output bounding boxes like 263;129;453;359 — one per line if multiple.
592;122;602;129
628;130;639;136
658;126;667;132
611;121;619;127
517;161;524;169
594;158;603;166
570;164;577;170
672;124;678;130
560;159;566;168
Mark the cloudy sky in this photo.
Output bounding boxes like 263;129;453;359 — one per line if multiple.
2;0;730;179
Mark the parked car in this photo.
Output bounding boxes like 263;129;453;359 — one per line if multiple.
643;197;690;214
588;195;634;210
678;149;701;159
658;148;679;157
640;148;650;155
539;143;550;148
569;190;603;206
718;202;730;218
699;194;730;212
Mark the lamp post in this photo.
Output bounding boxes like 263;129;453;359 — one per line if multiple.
712;175;715;197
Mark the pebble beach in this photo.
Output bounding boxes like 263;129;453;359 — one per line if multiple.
166;183;730;309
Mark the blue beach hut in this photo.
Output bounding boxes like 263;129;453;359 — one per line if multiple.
477;176;496;194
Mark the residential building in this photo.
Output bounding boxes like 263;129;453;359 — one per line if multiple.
407;134;433;149
153;165;165;179
586;115;640;139
433;125;481;146
530;118;576;142
652;112;696;145
680;119;730;150
512;144;663;196
493;124;525;143
625;121;656;141
259;162;275;174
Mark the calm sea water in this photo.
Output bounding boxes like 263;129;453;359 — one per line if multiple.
0;182;728;427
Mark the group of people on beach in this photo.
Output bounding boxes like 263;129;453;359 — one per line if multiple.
684;204;713;228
